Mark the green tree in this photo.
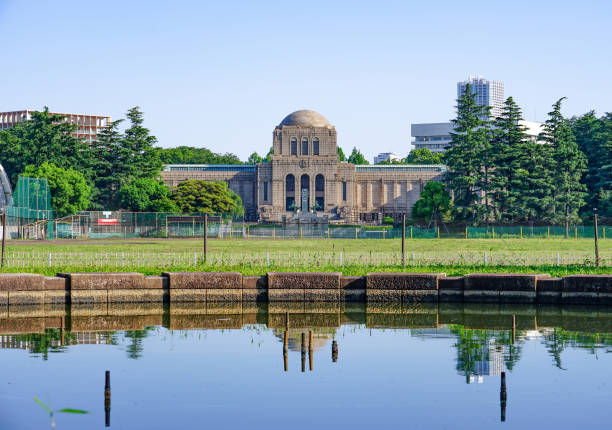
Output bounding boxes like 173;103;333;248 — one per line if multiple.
265;146;274;162
539;98;587;230
571;111;612;216
159;146;242;164
0;108;92;185
404;148;445;164
90;107;164;209
411;181;453;222
445;84;492;222
347;147;369;165
171;180;244;215
117;178;178;212
489;96;554;222
337;146;346;161
247;152;264;164
23;162;91;217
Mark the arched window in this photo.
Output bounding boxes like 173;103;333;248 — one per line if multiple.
315;174;324;211
291;138;297;156
315;174;324;191
313;138;319;155
285;174;295;211
301;138;308;155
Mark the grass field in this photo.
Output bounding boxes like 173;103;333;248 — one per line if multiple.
0;237;610;276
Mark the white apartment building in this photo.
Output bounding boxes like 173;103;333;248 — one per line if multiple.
373;152;402;164
457;76;505;120
0;109;110;143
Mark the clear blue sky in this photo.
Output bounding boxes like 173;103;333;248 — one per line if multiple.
1;0;610;162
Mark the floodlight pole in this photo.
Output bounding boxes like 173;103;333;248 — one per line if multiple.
1;210;6;268
203;213;208;264
402;214;406;266
594;208;600;267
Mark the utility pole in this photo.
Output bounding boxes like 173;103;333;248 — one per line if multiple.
203;213;208;264
594;208;600;267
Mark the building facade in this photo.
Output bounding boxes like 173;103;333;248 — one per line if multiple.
411;120;543;153
411;122;454;153
0;110;110;143
162;110;446;223
373;152;402;164
457;76;505;119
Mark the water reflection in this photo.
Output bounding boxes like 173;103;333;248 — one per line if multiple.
1;302;610;429
0;303;610;374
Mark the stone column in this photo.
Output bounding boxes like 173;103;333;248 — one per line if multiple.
367;182;373;209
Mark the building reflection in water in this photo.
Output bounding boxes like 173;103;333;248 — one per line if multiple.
278;329;337;372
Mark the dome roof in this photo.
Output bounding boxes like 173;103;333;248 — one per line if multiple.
279;110;331;128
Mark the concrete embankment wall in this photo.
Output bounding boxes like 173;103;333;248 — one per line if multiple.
0;272;611;306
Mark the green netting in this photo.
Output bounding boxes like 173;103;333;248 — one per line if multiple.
5;176;54;224
466;225;609;239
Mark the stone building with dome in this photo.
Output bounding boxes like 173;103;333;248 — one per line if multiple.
161;110;446;223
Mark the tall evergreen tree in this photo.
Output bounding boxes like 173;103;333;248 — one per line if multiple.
489;97;553;223
571;111;612;216
539;98;587;231
445;84;491;222
90;107;163;209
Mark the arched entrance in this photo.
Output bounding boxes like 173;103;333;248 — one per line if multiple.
300;174;310;212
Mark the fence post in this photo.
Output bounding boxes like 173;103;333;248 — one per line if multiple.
328;228;330;239
492;226;495;239
437;226;440;239
355;228;358;240
300;227;302;239
575;226;577;240
383;229;385;240
547;226;550;239
247;225;250;239
402;214;406;266
273;227;276;240
484;252;488;265
520;226;523;239
410;227;413;240
604;226;606;240
465;225;468;239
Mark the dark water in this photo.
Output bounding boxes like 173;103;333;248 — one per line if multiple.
0;303;610;429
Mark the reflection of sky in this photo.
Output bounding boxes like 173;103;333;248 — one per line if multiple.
0;325;610;429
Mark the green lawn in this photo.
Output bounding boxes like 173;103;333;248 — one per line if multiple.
0;237;609;276
4;237;611;254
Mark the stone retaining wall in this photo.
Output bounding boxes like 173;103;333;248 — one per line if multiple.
0;272;611;306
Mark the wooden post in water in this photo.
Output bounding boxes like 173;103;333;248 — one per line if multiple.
203;213;208;264
332;340;338;363
301;333;306;373
500;371;507;422
594;209;600;267
309;330;314;371
283;331;288;372
512;314;516;344
104;370;111;427
401;214;406;266
1;210;6;268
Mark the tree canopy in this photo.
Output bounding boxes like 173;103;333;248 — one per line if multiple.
347;147;369;165
171;180;244;215
117;178;178;212
404;148;445;164
412;181;453;222
23;162;90;217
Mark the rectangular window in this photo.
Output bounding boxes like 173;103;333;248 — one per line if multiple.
342;181;347;201
263;182;268;201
